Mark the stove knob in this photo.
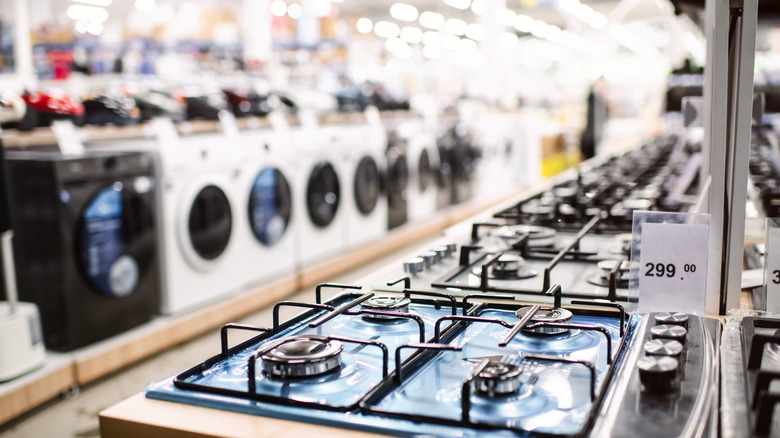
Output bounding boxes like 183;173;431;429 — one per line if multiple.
654;312;689;328
433;247;448;261
643;339;684;359
650;324;687;344
445;243;457;256
637;355;679;392
403;258;425;276
420;252;437;268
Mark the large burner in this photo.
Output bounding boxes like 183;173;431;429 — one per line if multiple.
360;296;411;321
472;253;538;280
260;335;343;379
473;361;523;398
515;306;573;335
587;260;631;288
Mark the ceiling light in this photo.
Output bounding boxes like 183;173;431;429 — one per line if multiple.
287;3;302;19
75;20;89;34
270;0;287;17
459;38;478;52
87;21;104;35
423;45;442;59
134;0;156;13
356;17;373;34
72;0;112;6
443;34;460;50
374;20;401;39
422;31;442;46
514;14;534;33
465;23;485;41
400;26;423;44
443;0;470;10
470;0;486;15
494;8;516;27
390;3;418;22
419;11;444;30
500;32;518;48
66;5;109;23
444;18;467;35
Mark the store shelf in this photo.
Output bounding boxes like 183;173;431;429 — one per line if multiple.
0;353;74;426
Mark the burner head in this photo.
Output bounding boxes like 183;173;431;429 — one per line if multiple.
515;306;573;335
610;234;633;256
473;361;523;398
360;296;411;320
643;339;684;358
654;312;689;328
484;253;538;280
261;336;343;379
507;225;558;248
587;259;631;288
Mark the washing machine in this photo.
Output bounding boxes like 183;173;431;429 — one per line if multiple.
87;130;246;315
236;127;297;288
384;128;409;231
6;149;158;351
324;119;387;249
290;123;348;267
436;117;479;208
397;117;439;224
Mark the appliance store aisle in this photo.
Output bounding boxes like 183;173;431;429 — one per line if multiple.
0;235;442;438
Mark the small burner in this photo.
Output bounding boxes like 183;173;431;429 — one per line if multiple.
472;253;538;280
360;296;411;321
515;306;573;335
510;225;558;248
261;335;343;379
587;260;631;288
473;361;523;398
610;234;633;256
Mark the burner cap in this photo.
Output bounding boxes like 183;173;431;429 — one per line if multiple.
490;254;538;279
610;234;633;256
643;339;684;358
586;259;632;288
650;324;687;343
361;296;411;320
511;225;557;248
473;361;523;398
515;306;573;335
261;336;343;379
654;312;689;328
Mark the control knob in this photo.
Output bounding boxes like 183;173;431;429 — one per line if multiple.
419;252;437;268
637;355;679;392
654;312;689;328
643;339;684;359
403;258;425;276
650;324;687;344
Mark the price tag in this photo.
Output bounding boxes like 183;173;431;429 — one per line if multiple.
299;108;319;132
764;218;780;312
51;120;85;155
637;221;709;315
218;110;240;139
268;111;289;135
150;117;180;153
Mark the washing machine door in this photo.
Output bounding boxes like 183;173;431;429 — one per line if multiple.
76;181;154;298
386;147;408;230
187;184;233;261
307;161;340;228
417;148;435;193
354;155;380;216
248;167;292;246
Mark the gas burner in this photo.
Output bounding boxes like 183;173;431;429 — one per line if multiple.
260;335;343;379
471;253;538;280
515;306;573;335
473;361;524;398
609;234;633;256
360;296;411;321
610;198;653;219
500;225;558;248
587;260;631;288
519;199;554;216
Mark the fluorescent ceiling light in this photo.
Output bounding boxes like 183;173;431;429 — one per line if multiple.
422;31;441;46
470;0;486;15
443;0;470;10
66;5;109;23
500;32;518;48
390;3;418;22
514;15;534;33
400;26;423;44
444;18;467;36
459;38;478;52
134;0;156;13
87;21;104;35
374;20;401;39
419;11;444;30
494;8;516;27
465;23;485;41
443;34;460;50
287;3;302;19
356;17;373;34
72;0;112;6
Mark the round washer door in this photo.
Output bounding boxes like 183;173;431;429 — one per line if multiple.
387;150;408;207
307;161;340;228
418;148;434;193
248;167;292;246
354;155;380;216
187;185;232;261
77;182;152;298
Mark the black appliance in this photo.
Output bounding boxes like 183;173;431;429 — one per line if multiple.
386;131;408;230
6;149;159;351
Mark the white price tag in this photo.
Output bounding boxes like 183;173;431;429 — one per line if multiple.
218;110;240;139
764;219;780;311
51;120;85;155
268;111;289;135
637;222;708;315
151;117;181;154
299;108;319;132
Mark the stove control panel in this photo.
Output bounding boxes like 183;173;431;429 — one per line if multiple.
594;313;721;437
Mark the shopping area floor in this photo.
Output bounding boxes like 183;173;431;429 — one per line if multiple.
0;235;440;438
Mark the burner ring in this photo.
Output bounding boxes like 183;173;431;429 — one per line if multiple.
515;306;573;335
261;335;343;379
360;296;412;320
471;254;538;280
473;361;523;398
586;259;632;289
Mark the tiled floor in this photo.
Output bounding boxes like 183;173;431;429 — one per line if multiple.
0;235;439;438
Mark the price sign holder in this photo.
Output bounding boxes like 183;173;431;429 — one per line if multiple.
763;218;780;312
630;210;710;315
51;120;85;155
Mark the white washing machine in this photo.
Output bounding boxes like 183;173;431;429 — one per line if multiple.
290;123;349;267
235;126;297;288
397;117;439;224
87;128;246;315
322;119;387;249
